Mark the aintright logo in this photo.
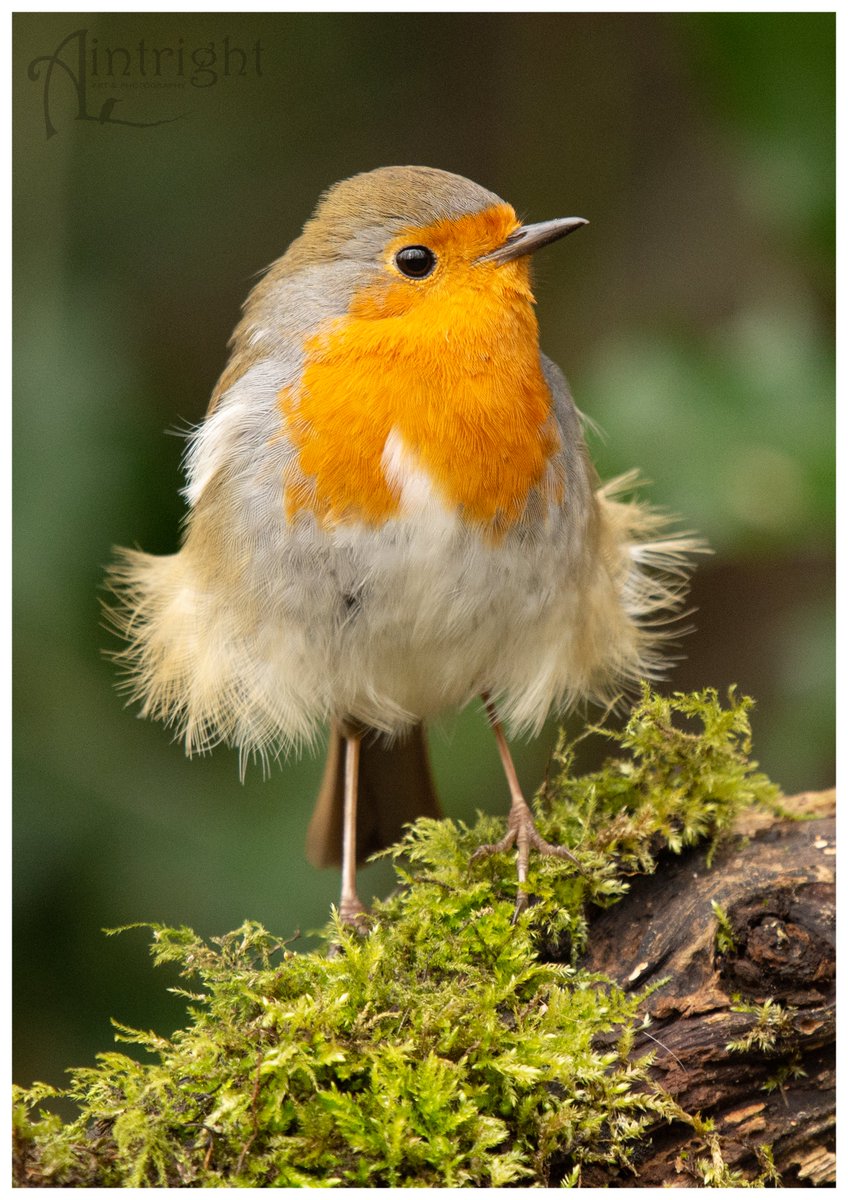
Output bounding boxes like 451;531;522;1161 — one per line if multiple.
27;28;264;138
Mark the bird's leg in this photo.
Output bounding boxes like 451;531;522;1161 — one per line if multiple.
472;693;580;918
339;731;367;926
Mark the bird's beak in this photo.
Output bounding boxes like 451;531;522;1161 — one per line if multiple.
478;216;588;265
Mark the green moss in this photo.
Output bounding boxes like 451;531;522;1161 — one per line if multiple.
13;688;783;1187
691;1128;782;1188
726;997;807;1103
726;998;798;1057
711;900;738;955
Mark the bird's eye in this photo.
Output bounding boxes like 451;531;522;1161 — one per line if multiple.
394;245;437;279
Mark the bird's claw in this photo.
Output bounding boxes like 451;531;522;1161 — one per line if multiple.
470;828;518;863
338;897;370;930
526;824;581;864
328;899;371;957
472;802;581;921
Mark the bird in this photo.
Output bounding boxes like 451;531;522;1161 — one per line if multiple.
107;165;699;924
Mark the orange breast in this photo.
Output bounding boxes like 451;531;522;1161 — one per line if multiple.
279;205;562;531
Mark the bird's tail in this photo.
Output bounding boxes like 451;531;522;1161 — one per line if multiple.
104;547;256;759
306;724;442;867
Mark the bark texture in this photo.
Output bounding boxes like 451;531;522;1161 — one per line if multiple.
578;789;835;1187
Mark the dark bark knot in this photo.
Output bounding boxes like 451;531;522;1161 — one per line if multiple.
717;883;835;998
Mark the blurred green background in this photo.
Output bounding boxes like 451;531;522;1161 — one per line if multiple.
14;12;834;1090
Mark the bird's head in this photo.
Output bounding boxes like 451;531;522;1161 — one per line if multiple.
279;165;587;327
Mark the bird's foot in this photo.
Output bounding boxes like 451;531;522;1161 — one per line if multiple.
327;896;370;957
338;893;370;930
471;798;580;921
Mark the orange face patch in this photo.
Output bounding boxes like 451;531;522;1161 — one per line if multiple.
280;204;562;530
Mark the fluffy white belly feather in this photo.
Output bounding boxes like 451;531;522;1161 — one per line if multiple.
108;368;691;763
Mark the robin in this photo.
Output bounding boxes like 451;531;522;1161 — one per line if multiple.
108;166;698;923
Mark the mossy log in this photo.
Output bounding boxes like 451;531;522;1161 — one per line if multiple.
11;694;835;1187
579;788;835;1188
